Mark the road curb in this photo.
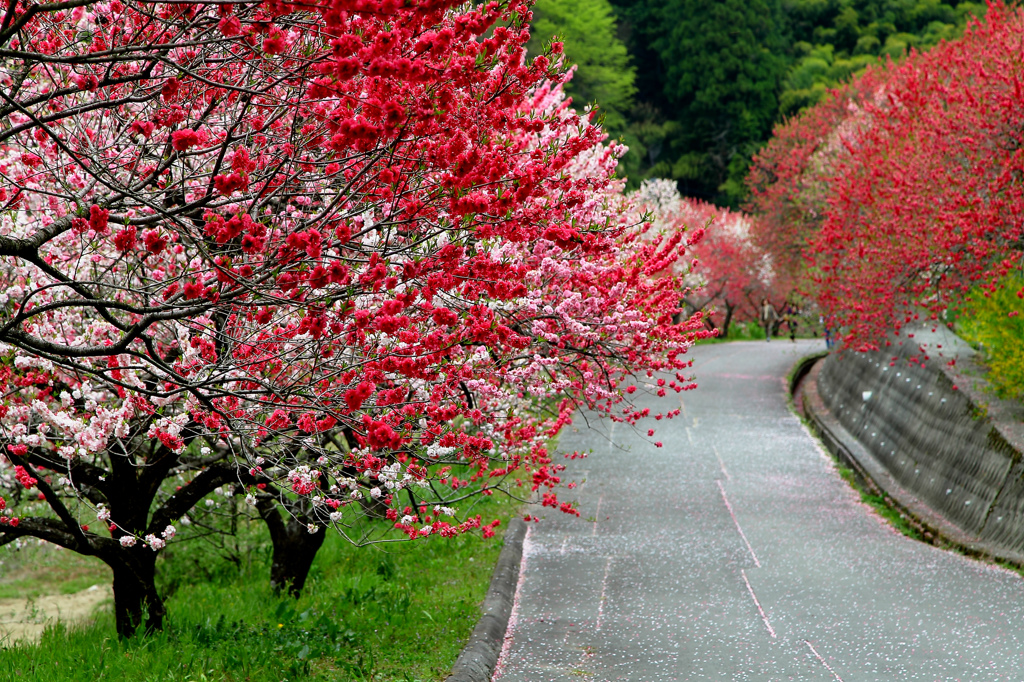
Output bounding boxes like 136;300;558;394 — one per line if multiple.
445;517;528;682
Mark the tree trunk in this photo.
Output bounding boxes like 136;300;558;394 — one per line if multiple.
269;517;326;597
721;302;735;338
256;498;326;597
110;553;164;637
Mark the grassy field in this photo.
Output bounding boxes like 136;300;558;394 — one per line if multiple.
0;487;525;682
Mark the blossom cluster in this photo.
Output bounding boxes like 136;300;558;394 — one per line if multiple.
632;180;773;334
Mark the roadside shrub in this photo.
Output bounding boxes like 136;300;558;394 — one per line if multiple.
957;276;1024;401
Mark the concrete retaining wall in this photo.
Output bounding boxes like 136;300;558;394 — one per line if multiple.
816;338;1024;558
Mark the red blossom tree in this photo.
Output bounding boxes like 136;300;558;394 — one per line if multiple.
0;0;704;636
746;65;891;305
811;2;1024;349
747;1;1024;351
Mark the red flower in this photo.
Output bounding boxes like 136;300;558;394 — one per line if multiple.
171;129;200;151
182;281;204;299
113;226;137;253
161;77;180;101
263;28;288;55
143;230;167;254
89;205;109;233
213;173;244;195
130;120;155;138
218;16;242;36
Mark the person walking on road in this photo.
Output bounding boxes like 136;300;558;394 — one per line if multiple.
760;298;778;342
782;301;800;342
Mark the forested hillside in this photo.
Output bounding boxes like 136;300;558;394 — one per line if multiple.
529;0;987;205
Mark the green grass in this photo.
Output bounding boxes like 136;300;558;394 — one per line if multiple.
833;466;926;542
696;318;827;345
0;488;524;681
696;320;765;344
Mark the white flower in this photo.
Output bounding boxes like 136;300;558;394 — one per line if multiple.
426;443;456;459
420;525;433;535
96;506;111;522
145;534;166;550
370;487;382;499
329;511;343;522
119;536;137;548
245;494;257;506
161;525;176;540
306;523;318;534
401;515;415;525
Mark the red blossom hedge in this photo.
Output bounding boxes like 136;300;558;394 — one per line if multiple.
749;1;1024;351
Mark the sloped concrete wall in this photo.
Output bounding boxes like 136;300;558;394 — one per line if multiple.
817;341;1024;556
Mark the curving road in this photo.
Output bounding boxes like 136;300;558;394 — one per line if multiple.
493;340;1024;681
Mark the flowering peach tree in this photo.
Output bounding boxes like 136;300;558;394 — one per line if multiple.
810;3;1024;350
0;0;703;635
633;179;772;336
746;65;891;307
749;2;1024;352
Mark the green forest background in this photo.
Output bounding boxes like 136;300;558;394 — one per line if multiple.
527;0;986;206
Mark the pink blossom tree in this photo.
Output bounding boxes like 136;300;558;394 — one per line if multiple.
632;180;772;336
0;0;704;636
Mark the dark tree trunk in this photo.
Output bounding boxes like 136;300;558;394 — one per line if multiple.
256;499;326;597
109;552;164;637
269;520;326;597
721;302;735;337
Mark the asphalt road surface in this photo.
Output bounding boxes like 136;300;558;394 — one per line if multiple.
493;340;1024;681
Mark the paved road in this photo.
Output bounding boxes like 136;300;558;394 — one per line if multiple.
493;340;1024;681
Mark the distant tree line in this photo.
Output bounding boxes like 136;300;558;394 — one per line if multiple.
529;0;986;205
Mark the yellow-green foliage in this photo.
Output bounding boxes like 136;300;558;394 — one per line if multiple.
958;276;1024;401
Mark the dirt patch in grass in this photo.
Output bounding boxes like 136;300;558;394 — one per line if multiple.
0;585;111;645
0;543;111;601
